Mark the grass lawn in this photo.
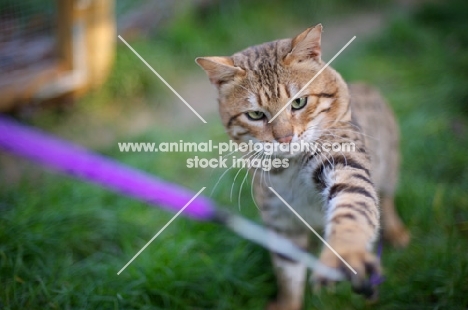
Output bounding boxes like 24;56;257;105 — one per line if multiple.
1;1;467;309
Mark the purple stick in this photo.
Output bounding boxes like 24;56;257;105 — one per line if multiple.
0;116;216;220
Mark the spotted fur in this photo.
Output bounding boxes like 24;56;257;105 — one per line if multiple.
197;24;409;310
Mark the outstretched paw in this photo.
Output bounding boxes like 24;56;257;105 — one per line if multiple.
312;245;381;299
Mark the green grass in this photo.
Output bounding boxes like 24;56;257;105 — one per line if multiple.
1;1;468;309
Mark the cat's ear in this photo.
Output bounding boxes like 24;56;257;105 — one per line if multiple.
195;56;245;87
284;24;322;64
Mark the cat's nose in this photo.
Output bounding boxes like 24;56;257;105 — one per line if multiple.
277;135;293;144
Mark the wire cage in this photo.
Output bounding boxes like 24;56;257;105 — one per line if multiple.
0;0;115;111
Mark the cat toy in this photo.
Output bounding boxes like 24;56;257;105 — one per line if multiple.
0;116;351;282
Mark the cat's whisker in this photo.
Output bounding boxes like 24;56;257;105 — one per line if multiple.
260;164;265;189
313;145;331;186
315;143;335;168
335;120;373;134
266;153;273;187
260;152;271;188
303;124;320;132
314;119;375;140
319;130;353;150
267;153;275;187
323;146;343;172
211;150;255;196
237;169;249;211
318;131;361;145
250;155;263;211
328;144;349;168
230;150;260;202
208;149;239;178
221;149;239;160
320;130;351;167
238;151;262;211
325;127;378;141
317;128;350;140
314;136;342;164
230;167;245;202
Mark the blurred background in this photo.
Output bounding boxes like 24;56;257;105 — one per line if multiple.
1;0;467;309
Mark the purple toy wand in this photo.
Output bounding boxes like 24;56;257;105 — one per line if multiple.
0;115;344;281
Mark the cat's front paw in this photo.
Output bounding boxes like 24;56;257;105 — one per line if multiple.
312;244;381;299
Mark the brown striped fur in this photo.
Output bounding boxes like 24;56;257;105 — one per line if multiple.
196;24;409;309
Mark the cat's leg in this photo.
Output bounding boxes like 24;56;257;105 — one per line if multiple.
381;194;410;247
311;142;381;296
254;180;309;309
267;233;309;310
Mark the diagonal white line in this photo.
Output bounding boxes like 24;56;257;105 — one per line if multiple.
117;187;206;275
268;187;357;274
118;35;207;124
269;36;356;123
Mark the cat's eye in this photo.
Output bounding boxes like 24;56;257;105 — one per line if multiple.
246;111;265;120
291;97;308;110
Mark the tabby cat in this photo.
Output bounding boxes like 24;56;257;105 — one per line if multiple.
196;24;409;310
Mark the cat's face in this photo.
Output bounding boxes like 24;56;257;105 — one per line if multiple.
197;25;351;157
